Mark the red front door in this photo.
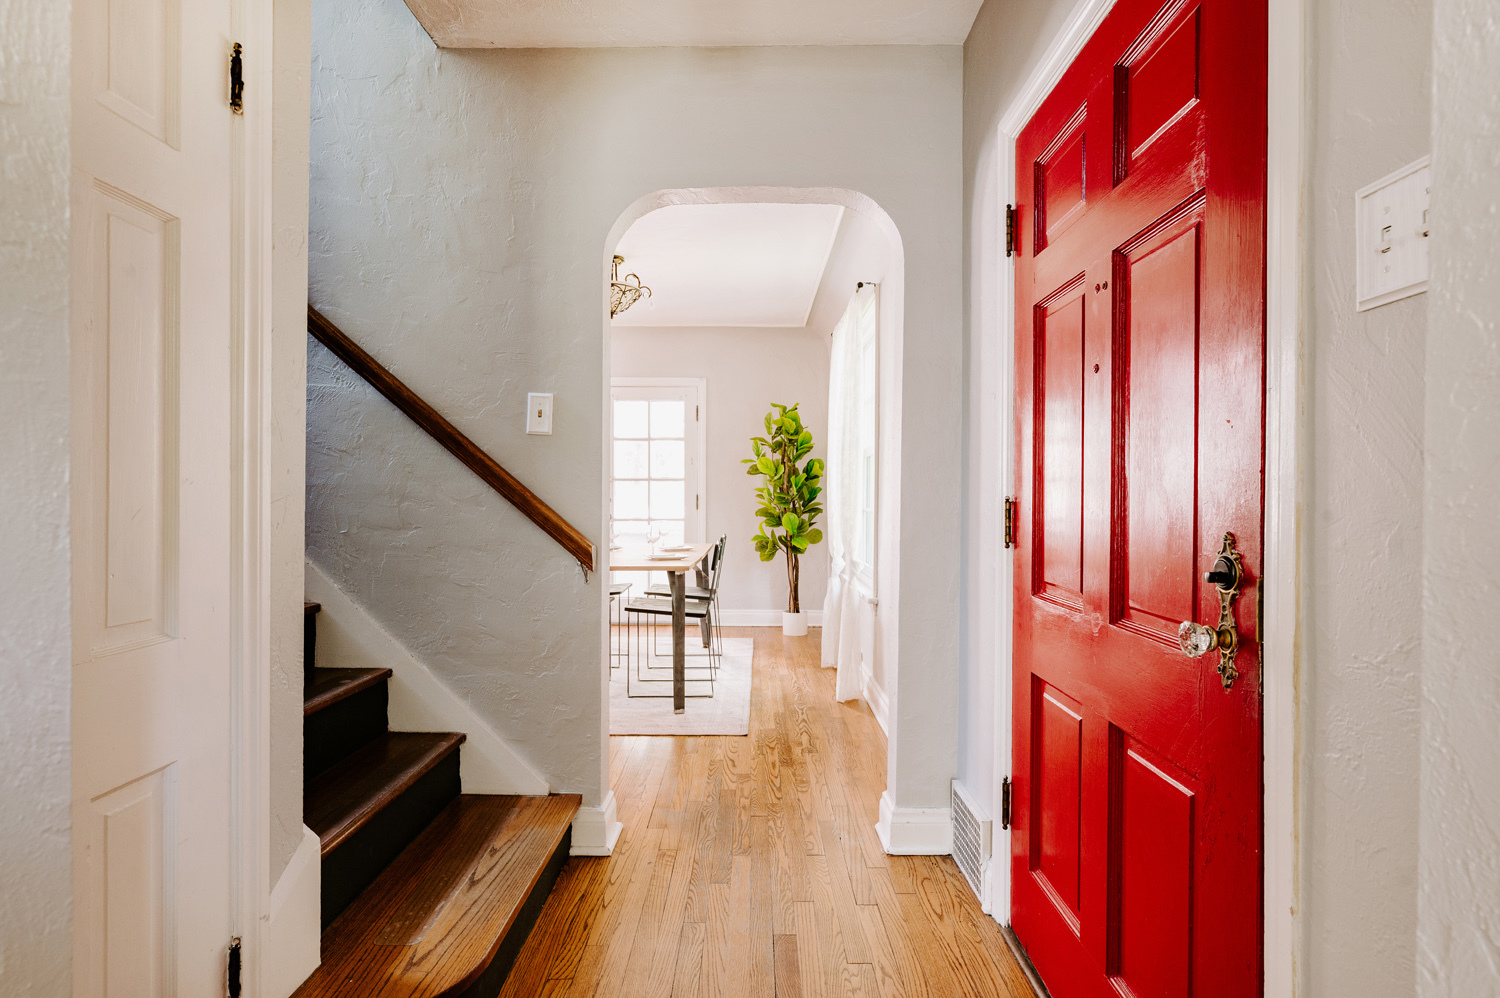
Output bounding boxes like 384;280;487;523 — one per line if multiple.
1010;1;1267;996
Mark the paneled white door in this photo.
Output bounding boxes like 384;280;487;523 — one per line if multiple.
70;0;237;991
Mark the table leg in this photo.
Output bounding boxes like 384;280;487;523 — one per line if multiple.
671;571;686;714
695;563;711;648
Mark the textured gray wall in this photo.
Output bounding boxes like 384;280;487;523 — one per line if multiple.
1302;0;1430;992
959;0;1082;833
0;0;73;991
309;0;963;809
1419;2;1500;994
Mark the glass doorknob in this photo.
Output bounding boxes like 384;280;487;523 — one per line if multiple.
1179;533;1246;690
1178;621;1222;658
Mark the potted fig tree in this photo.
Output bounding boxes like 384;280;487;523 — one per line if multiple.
744;403;824;635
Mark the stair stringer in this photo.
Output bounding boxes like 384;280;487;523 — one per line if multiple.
305;559;549;796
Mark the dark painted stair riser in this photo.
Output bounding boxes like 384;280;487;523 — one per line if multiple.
305;680;388;782
318;747;461;928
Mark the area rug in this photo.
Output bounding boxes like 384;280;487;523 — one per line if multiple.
608;636;754;735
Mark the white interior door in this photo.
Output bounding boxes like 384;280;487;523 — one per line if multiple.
70;0;237;991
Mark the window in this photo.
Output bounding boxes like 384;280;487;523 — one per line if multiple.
610;379;705;590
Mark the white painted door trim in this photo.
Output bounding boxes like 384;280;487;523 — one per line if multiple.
226;0;319;993
980;1;1303;995
1261;0;1306;994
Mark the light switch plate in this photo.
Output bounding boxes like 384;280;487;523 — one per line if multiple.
526;392;553;435
1355;156;1430;311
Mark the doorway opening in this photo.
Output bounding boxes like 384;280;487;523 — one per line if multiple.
601;185;905;813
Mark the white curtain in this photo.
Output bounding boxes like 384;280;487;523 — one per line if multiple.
821;288;872;703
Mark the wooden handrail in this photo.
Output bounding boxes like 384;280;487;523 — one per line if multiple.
308;306;596;574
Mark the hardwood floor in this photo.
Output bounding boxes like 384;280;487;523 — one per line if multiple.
499;628;1037;998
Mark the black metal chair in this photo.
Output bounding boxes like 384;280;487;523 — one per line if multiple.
621;594;719;698
608;581;632;671
643;534;726;664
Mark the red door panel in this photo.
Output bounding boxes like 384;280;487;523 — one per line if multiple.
1033;680;1085;927
1118;204;1202;640
1011;0;1266;996
1038;287;1087;601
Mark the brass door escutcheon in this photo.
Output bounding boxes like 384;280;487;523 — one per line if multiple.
1177;532;1245;689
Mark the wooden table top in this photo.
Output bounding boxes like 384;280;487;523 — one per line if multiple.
608;541;713;573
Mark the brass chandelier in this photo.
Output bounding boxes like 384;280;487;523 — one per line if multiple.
610;255;652;318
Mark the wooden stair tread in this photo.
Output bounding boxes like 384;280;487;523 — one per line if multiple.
307;731;465;855
305;601;321;613
305;666;393;716
292;793;581;998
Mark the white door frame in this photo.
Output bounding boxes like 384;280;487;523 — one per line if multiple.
981;1;1304;995
226;0;320;993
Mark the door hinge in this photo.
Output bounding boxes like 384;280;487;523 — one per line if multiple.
695;405;699;421
227;937;242;998
695;494;699;510
1001;777;1013;829
229;43;244;114
1005;204;1017;257
1004;496;1016;548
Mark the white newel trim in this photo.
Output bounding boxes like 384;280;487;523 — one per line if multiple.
305;560;550;797
875;791;954;855
262;825;321;998
570;790;624;856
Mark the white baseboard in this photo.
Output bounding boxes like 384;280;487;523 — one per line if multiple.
262;824;321;998
570;790;624;856
717;609;825;627
876;790;954;855
862;673;890;736
306;560;549;796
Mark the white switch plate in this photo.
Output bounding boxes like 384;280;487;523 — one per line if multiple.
1355;156;1430;311
526;392;553;435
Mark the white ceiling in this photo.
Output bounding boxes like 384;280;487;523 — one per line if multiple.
611;203;845;328
403;0;984;48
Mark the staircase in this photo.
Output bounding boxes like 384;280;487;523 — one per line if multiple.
295;601;579;998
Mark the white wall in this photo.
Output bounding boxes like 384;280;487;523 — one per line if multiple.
1418;3;1500;995
309;0;963;815
0;0;73;992
959;0;1083;845
611;327;832;616
1302;0;1430;991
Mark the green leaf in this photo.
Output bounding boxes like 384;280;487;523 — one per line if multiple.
805;528;823;545
781;512;798;533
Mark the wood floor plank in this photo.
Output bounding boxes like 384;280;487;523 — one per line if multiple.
495;629;1033;998
671;923;707;998
792;901;829;998
773;935;803;998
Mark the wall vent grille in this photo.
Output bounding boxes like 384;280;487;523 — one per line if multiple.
951;780;992;901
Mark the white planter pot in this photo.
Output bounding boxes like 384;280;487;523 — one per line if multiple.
782;612;808;637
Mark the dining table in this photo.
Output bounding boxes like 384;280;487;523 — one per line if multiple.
609;541;715;713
